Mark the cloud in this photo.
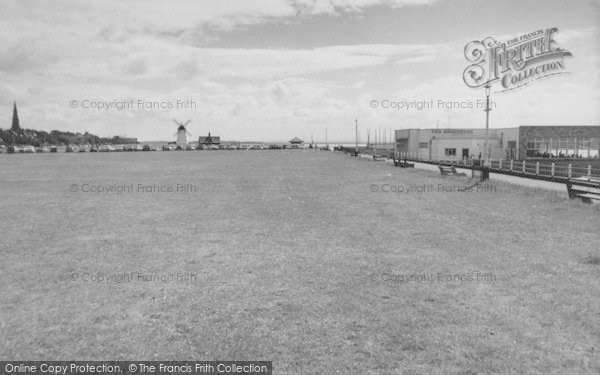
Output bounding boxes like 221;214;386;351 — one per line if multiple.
291;0;438;15
0;0;598;143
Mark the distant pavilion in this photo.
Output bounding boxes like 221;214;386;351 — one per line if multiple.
198;132;221;145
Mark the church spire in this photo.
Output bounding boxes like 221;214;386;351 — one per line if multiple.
11;101;20;131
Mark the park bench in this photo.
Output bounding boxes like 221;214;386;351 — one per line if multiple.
439;165;469;177
439;165;457;175
393;158;414;168
566;177;600;203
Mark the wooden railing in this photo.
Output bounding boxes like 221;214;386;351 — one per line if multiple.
393;152;600;180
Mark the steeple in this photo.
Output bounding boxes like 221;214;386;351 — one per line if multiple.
11;102;20;131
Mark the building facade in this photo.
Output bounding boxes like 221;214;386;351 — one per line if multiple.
518;126;600;159
198;133;220;145
395;125;600;161
395;127;519;161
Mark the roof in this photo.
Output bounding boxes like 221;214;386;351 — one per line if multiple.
198;135;221;144
289;137;304;143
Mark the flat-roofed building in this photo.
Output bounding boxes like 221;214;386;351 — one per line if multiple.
395;127;519;161
518;125;600;159
395;125;600;161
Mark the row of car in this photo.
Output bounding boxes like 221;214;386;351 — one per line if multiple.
68;144;158;152
161;144;301;150
0;143;311;153
1;145;56;153
0;144;154;153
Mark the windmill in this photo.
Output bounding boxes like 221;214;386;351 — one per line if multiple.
173;119;192;147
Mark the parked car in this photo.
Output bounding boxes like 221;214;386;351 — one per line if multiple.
99;145;115;152
50;146;58;153
133;144;143;151
89;146;98;152
66;145;78;152
0;145;6;153
142;145;155;151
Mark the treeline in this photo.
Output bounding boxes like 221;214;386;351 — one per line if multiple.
0;129;134;146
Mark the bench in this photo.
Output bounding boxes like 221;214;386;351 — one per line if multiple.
393;158;414;168
439;165;469;177
439;165;457;175
566;177;600;203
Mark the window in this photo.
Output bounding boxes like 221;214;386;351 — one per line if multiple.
444;148;456;156
418;142;429;149
525;137;599;158
526;141;537;157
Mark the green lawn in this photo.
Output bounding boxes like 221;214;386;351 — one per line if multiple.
0;150;599;374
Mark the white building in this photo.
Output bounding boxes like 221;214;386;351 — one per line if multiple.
395;128;519;161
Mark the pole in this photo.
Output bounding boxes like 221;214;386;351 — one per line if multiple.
484;84;491;166
355;118;358;155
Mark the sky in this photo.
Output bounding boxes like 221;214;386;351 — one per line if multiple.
0;0;599;143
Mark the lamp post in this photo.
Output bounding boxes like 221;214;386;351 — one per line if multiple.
355;118;358;156
483;83;491;166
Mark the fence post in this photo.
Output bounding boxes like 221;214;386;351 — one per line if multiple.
568;164;572;178
522;160;526;173
535;161;540;175
551;163;555;177
510;159;514;171
499;159;503;170
588;165;592;177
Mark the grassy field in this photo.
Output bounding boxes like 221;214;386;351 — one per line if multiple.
0;150;599;374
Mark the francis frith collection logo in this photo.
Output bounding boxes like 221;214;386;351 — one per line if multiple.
463;27;573;91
